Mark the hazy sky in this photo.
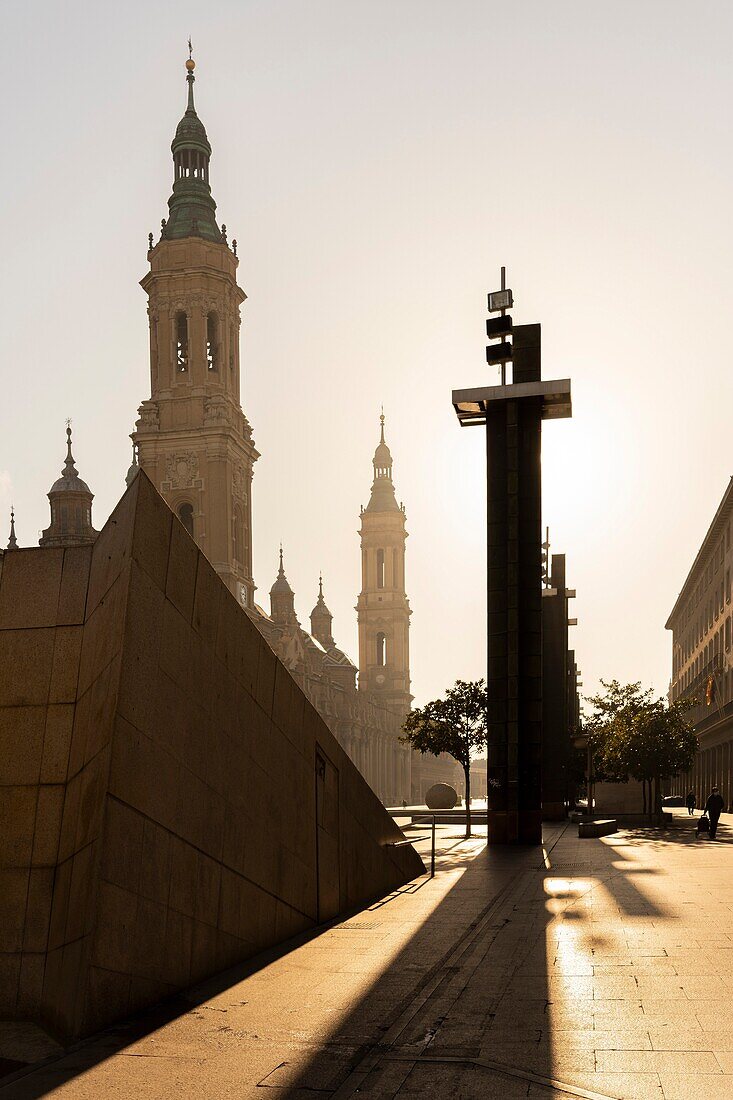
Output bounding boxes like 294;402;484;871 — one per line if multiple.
2;1;732;707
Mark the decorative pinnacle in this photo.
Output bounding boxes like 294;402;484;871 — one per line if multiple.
319;573;323;598
278;543;284;573
63;420;78;478
380;407;385;443
7;506;17;550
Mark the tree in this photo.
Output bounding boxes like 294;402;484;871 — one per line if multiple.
583;682;652;809
585;680;696;820
400;679;487;838
604;697;696;819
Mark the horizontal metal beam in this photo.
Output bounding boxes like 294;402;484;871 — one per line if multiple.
452;378;572;426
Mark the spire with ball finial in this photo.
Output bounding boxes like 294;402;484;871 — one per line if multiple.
160;43;223;243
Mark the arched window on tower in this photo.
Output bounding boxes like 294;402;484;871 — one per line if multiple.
377;549;385;589
175;313;189;372
178;503;194;538
229;324;235;370
233;505;244;564
376;632;386;667
206;313;219;371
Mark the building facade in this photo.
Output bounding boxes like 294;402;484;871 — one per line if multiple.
251;549;412;806
667;477;733;808
132;57;258;608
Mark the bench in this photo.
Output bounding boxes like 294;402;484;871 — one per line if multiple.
578;818;617;838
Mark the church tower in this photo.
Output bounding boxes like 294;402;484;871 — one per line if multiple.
357;415;412;713
133;53;258;607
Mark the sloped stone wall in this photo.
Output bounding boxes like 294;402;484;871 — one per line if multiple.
0;475;423;1041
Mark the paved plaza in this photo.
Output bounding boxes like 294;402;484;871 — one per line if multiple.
4;810;733;1099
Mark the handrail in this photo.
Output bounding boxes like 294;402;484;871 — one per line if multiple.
386;836;429;847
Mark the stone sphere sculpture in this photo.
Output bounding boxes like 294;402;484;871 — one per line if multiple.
425;783;458;810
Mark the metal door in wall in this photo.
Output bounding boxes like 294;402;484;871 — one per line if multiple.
315;747;340;922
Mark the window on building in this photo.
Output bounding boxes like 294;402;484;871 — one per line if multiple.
175;312;189;372
377;549;385;589
727;617;731;652
376;632;386;666
178;503;194;537
206;313;218;371
229;324;235;370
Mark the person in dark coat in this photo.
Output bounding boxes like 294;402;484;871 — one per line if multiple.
686;790;696;815
705;787;725;838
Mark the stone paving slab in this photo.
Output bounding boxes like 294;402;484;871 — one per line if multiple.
6;812;733;1097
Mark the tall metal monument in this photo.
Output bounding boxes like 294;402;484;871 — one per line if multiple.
452;275;572;844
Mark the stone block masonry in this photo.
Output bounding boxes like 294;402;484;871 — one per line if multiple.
0;473;423;1042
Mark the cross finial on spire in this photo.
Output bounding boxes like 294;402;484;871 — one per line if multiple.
188;36;193;60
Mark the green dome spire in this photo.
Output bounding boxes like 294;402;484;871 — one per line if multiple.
162;50;223;243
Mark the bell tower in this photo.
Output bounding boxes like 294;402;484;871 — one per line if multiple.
133;52;258;606
357;415;412;713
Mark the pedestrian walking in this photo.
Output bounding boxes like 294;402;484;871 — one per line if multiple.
705;787;725;839
686;790;696;815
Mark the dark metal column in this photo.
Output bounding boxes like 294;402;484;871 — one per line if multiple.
453;307;571;847
486;325;543;844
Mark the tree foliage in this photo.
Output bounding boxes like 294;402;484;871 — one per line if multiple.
400;679;488;837
584;680;696;817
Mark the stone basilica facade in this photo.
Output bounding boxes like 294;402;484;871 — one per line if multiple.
252;416;416;806
12;57;454;806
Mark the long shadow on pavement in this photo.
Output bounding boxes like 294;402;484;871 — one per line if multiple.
3;818;705;1100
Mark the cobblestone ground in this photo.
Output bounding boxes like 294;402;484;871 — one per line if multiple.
3;811;733;1099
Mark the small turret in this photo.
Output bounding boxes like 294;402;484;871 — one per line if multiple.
270;547;297;625
39;424;98;548
310;575;335;648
